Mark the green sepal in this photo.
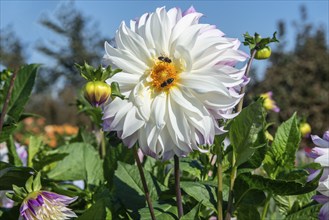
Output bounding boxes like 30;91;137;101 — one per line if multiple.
12;184;27;201
33;172;42;192
25;175;34;193
76;62;121;82
243;32;279;50
110;82;125;100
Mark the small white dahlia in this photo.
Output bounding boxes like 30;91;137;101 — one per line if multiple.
102;6;248;160
19;191;77;220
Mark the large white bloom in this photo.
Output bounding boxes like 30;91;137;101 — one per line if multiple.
102;6;248;160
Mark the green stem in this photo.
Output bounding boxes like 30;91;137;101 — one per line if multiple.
100;130;106;159
224;49;257;220
174;155;184;218
217;154;223;220
225;154;237;220
261;194;272;220
133;146;156;220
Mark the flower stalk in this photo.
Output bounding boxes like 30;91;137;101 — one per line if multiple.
225;49;256;220
0;70;17;135
217;153;223;220
133;146;156;220
174;155;184;218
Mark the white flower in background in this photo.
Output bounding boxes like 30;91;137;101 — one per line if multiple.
102;6;248;160
307;131;329;220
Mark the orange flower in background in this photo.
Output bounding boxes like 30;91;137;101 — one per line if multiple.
14;117;78;148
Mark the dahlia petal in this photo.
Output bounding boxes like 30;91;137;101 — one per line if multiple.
151;92;167;129
122;107;144;139
117;22;152;65
182;6;197;16
315;153;329;167
167;7;182;28
170;12;203;45
311;135;329;148
104;41;147;75
180;74;230;95
319;202;329;220
313;195;329;204
106;72;140;93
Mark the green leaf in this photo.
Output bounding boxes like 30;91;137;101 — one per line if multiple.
263;113;301;178
25;175;33;193
78;198;112;220
113;162;167;211
236;205;261;220
6;64;40;121
234;177;266;208
180;181;217;212
285;204;322;220
0;162;34;190
28;136;43;168
139;203;177;220
229;100;265;166
237;172;321;196
179;158;203;180
0;115;17;142
181;202;201;220
47;143;104;186
32;172;42;191
6;135;23;166
103;140;134;188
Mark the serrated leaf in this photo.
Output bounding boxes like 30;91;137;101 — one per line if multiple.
103;141;134;188
6;64;40;121
28;136;43;168
114;162;167;211
78;198;112;220
6;135;23;166
236;205;261;220
285;204;322;220
139;202;177;220
229;100;265;166
47;143;104;186
181;202;201;220
180;181;217;212
263;113;301;178
0;162;34;190
237;171;321;196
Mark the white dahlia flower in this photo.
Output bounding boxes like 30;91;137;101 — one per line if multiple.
102;6;248;160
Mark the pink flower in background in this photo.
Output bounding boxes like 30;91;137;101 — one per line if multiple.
260;91;280;112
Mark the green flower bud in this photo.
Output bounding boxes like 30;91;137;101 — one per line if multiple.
84;81;111;107
254;46;272;60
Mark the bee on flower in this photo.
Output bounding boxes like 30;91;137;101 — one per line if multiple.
102;6;248;160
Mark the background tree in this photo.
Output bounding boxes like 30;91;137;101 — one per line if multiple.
0;26;26;70
247;5;329;140
35;1;107;92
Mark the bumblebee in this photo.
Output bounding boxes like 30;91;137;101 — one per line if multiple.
158;56;172;63
160;78;174;88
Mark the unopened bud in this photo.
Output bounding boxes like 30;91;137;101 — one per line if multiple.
300;122;311;138
84;81;111;107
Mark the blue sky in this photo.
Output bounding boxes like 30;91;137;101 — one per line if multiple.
1;0;328;76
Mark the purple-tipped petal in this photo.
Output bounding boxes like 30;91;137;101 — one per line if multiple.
313;195;329;204
311;135;329;148
319;202;329;220
323;131;329;141
182;6;196;16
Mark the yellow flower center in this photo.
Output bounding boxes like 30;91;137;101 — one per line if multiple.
150;57;180;92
